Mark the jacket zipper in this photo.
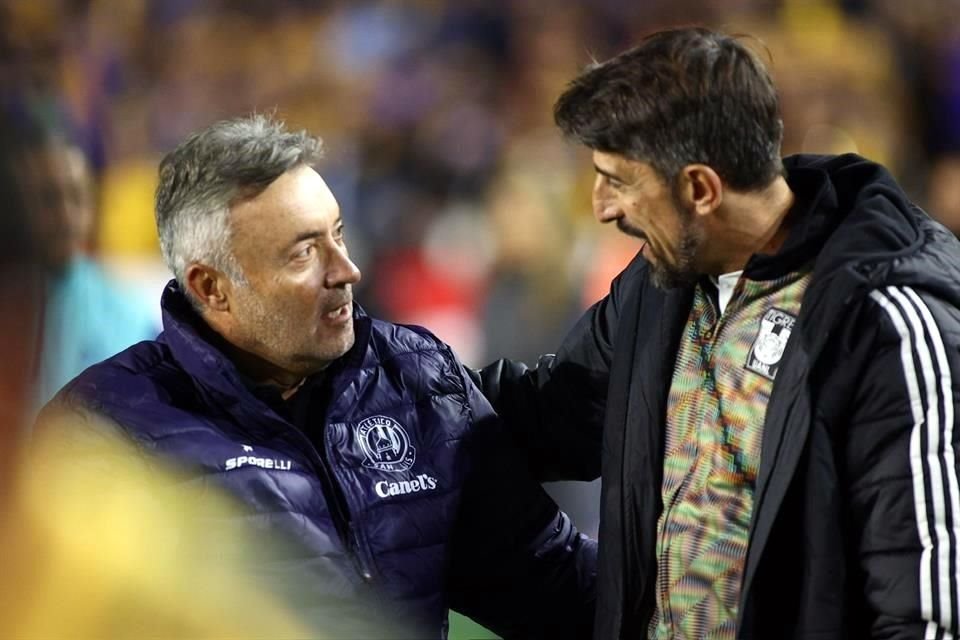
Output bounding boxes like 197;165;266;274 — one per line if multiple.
654;288;727;635
324;421;377;583
282;422;375;583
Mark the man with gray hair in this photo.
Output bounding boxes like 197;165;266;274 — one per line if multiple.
37;114;596;639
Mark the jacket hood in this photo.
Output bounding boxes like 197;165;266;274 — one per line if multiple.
781;154;960;354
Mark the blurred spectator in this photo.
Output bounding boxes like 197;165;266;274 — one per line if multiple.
0;112;42;480
13;121;158;414
927;153;960;236
4;420;321;640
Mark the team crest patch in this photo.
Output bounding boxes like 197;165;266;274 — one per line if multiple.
356;415;416;473
745;308;796;380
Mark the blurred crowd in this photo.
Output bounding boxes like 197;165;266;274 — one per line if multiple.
2;0;960;589
4;0;959;369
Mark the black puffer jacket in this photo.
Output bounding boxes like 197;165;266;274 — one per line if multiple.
480;154;960;639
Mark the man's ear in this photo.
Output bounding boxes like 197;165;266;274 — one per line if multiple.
678;164;724;217
185;263;231;313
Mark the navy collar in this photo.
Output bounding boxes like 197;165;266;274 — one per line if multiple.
157;280;371;417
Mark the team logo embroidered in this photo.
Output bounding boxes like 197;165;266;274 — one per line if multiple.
746;308;796;380
356;415;416;473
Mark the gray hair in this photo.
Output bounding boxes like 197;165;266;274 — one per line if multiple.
155;114;325;292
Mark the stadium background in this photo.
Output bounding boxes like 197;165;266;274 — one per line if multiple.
3;0;960;637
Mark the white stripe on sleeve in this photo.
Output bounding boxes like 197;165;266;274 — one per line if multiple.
870;286;959;636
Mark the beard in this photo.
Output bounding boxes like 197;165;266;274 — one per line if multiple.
616;206;704;291
648;228;702;290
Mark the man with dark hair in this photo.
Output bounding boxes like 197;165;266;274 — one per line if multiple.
38;115;596;639
478;26;960;639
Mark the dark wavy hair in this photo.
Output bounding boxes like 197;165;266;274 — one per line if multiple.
554;26;784;191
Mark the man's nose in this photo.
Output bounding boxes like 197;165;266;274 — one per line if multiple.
326;244;362;288
593;194;623;224
592;178;621;224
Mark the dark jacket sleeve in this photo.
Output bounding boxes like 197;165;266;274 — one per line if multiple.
832;288;960;639
447;364;597;639
472;253;645;481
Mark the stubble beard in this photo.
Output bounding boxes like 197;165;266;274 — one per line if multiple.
235;283;355;374
648;228;702;290
617;213;703;291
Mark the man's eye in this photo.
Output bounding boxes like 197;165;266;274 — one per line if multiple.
334;227;346;242
294;245;316;260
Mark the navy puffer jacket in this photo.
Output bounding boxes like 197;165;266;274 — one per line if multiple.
41;283;596;639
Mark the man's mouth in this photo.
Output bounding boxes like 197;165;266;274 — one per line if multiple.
323;300;352;320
